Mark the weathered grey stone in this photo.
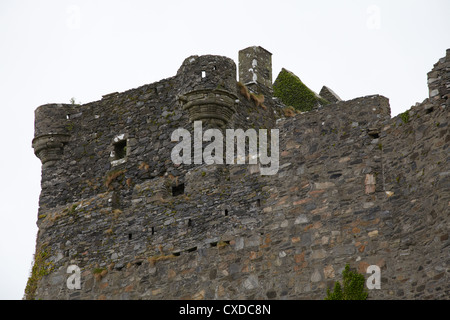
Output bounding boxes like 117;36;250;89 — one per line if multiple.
243;275;260;290
319;86;342;103
311;269;322;282
312;249;327;260
239;46;273;90
294;214;309;225
28;47;450;301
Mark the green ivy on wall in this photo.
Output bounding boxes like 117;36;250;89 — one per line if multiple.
273;68;329;112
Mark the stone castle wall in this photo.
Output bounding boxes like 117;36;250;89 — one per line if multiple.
28;47;449;300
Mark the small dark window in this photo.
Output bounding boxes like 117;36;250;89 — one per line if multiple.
114;140;127;160
187;219;192;227
172;183;185;196
330;173;342;179
224;209;228;216
128;233;132;240
151;227;155;235
368;132;379;139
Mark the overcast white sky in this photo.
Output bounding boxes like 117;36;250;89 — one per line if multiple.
0;0;449;300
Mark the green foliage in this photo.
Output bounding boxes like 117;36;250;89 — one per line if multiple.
326;281;344;300
400;110;410;124
25;245;55;300
273;68;329;112
325;264;368;300
69;97;81;105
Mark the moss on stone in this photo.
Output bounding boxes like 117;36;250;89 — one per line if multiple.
273;68;329;112
400;110;410;124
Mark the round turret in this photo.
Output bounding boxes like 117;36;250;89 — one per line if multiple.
177;55;238;128
32;103;73;167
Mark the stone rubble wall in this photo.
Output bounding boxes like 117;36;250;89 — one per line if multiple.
29;48;449;300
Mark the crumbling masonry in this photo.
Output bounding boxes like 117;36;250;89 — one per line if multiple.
28;46;449;299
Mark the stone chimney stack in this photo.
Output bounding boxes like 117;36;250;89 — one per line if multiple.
238;46;273;93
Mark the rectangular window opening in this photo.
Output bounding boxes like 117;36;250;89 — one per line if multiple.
172;183;185;196
114;140;127;160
